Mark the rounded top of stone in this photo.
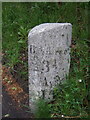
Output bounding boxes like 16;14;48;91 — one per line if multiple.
28;23;72;38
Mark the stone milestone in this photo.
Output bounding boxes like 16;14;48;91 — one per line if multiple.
28;23;72;112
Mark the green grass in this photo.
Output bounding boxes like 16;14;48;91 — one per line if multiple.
2;2;89;118
50;77;88;118
35;99;50;118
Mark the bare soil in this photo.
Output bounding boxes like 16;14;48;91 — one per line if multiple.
2;65;33;119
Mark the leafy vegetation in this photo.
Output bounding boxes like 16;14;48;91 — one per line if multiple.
50;77;88;118
2;2;89;118
35;99;50;118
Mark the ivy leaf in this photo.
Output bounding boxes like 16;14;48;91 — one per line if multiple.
18;40;25;44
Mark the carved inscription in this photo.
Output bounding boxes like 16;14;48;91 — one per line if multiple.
28;23;72;110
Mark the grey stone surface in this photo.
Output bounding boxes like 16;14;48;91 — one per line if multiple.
28;23;72;112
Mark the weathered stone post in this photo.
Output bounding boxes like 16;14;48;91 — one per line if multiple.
28;23;72;112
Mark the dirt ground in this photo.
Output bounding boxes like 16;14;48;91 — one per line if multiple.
2;65;33;119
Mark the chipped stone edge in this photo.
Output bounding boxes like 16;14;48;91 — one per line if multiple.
28;23;72;38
